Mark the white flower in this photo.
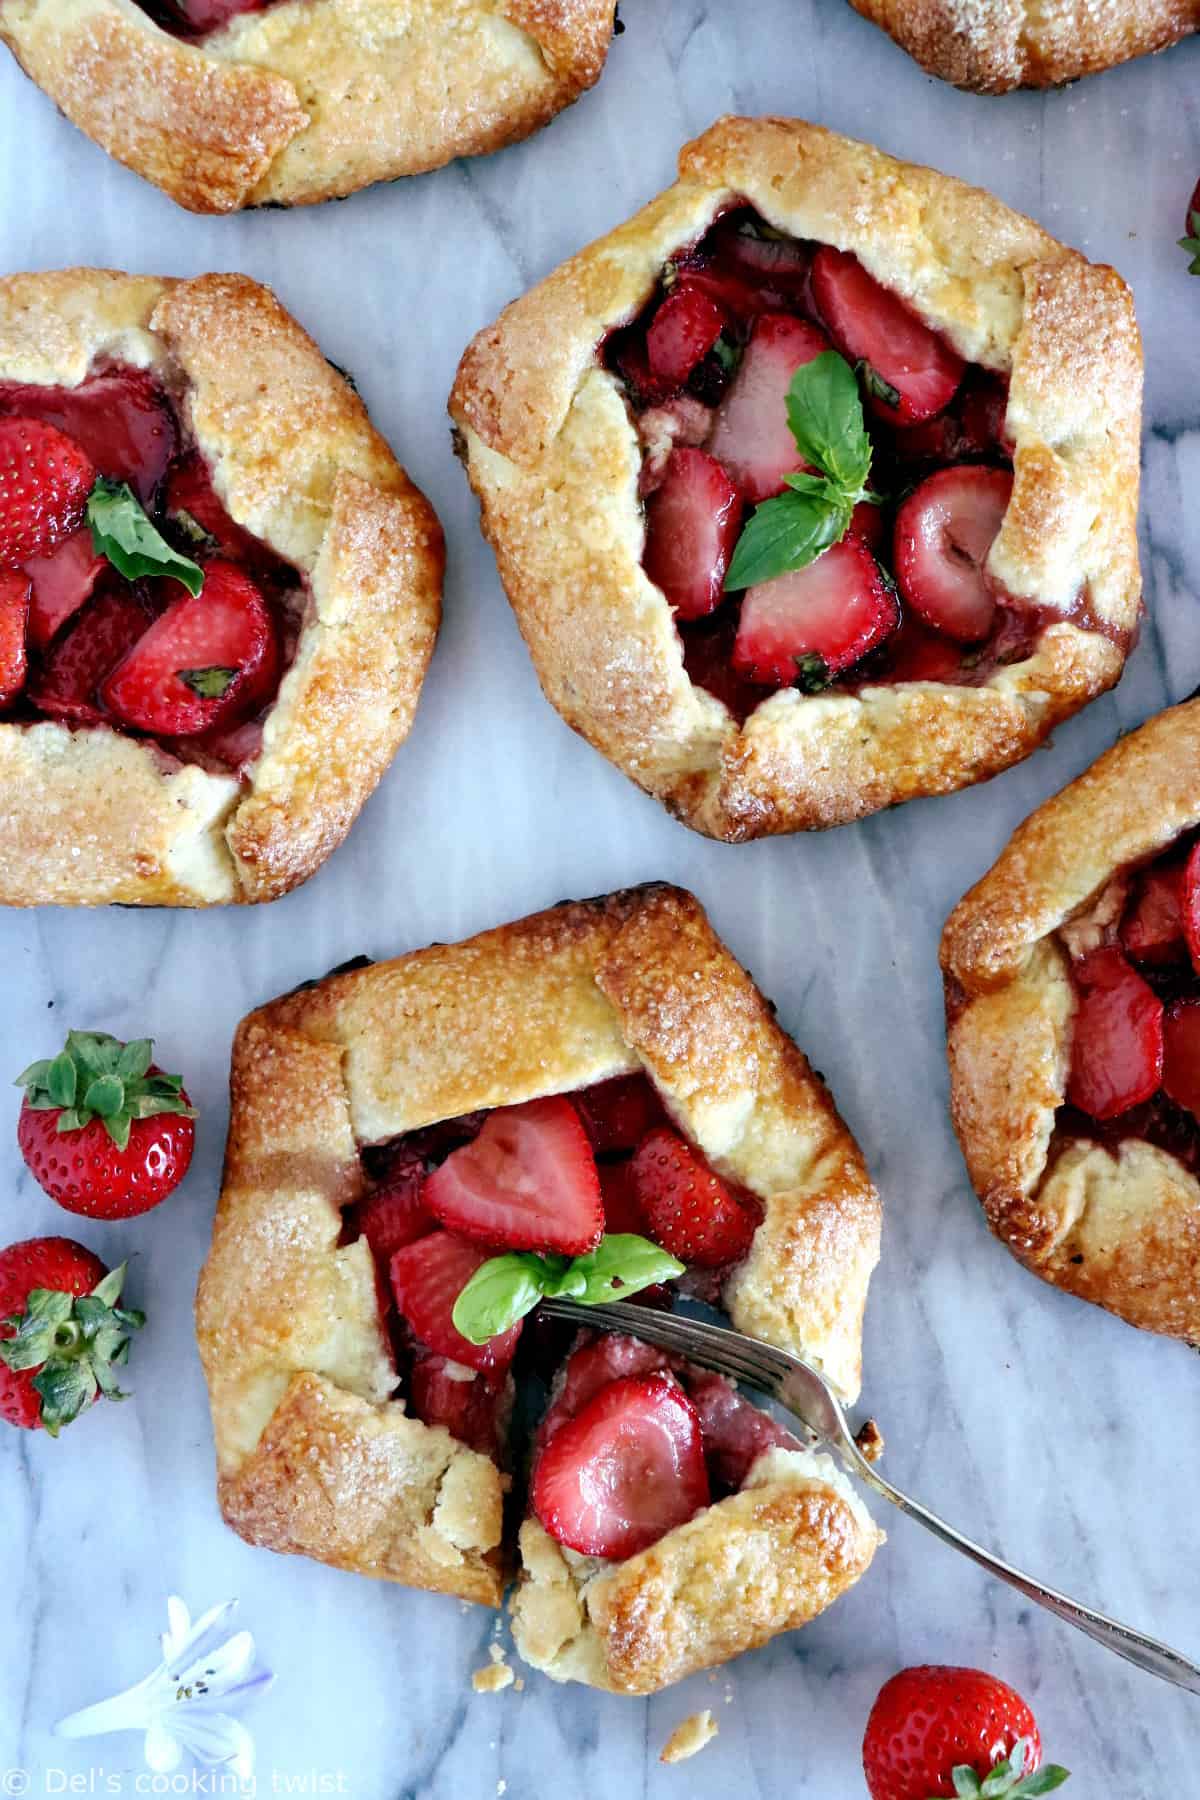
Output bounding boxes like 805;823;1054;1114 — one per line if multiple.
55;1596;273;1780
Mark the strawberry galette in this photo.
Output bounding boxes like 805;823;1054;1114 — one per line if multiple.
0;0;622;212
847;0;1199;94
195;886;883;1692
0;268;442;906
450;117;1142;841
942;699;1200;1344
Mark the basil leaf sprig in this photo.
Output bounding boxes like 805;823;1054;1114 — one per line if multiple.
452;1234;685;1346
86;478;205;597
724;351;880;592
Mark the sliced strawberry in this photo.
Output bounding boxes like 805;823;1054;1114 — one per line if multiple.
100;560;277;737
575;1072;667;1155
532;1370;709;1558
22;529;107;651
733;534;900;687
684;1371;800;1493
850;499;887;554
1183;842;1200;974
195;716;264;775
0;370;175;504
893;466;1011;644
811;245;964;425
1067;946;1164;1121
156;0;264;33
1121;862;1187;965
707;313;833;502
608;330;677;409
598;1161;647;1237
631;1127;757;1267
0;570;29;708
28;586;155;724
646;283;728;387
0;419;96;564
680;608;764;723
643;449;741;620
958;373;1013;458
683;219;813;320
407;1354;503;1455
389;1232;522;1375
424;1096;602;1256
353;1160;435;1266
535;1332;673;1454
1163;999;1200;1121
165;453;274;571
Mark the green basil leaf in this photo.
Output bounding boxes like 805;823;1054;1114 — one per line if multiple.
87;479;204;597
724;490;849;591
180;666;237;700
569;1234;685;1304
452;1253;549;1345
785;351;872;492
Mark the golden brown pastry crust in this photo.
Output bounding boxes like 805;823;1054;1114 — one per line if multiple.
450;116;1142;842
942;699;1200;1342
195;885;882;1637
848;0;1200;94
0;0;619;212
0;268;442;907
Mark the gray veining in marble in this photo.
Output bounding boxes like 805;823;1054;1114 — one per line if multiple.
1;6;1198;1796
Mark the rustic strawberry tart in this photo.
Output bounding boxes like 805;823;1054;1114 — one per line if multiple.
942;698;1200;1344
450;116;1143;842
0;268;442;906
2;0;629;212
195;885;884;1693
847;0;1199;94
0;0;622;212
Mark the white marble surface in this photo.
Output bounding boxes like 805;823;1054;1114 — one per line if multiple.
1;5;1198;1796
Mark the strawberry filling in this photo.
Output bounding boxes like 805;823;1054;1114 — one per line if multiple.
604;206;1123;719
1055;831;1200;1174
346;1073;790;1556
0;366;300;774
134;0;272;38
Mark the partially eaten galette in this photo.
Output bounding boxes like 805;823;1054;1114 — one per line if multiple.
195;885;883;1693
451;116;1142;841
942;698;1200;1344
0;268;442;905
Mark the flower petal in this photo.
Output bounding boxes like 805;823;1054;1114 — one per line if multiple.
162;1597;192;1660
144;1722;183;1774
173;1710;256;1778
176;1629;256;1695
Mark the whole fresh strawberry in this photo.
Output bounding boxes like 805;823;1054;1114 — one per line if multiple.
0;1238;144;1435
863;1666;1069;1800
16;1031;196;1219
0;417;96;565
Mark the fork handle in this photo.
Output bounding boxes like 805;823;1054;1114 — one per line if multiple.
849;1449;1200;1696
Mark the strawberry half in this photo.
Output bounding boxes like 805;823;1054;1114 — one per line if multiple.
1163;999;1200;1121
573;1072;667;1155
631;1127;757;1267
28;586;155;725
893;466;1012;643
532;1370;710;1558
707;313;833;502
685;1371;799;1493
23;528;107;651
598;1161;647;1237
100;560;277;737
389;1231;522;1374
0;569;29;708
352;1159;435;1266
1067;946;1164;1121
424;1096;603;1255
733;535;900;687
534;1331;673;1456
1182;841;1200;974
0;418;96;565
643;448;741;621
646;283;728;387
1120;862;1187;965
0;370;176;504
811;245;964;425
407;1354;503;1455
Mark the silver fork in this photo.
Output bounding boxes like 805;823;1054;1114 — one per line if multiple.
540;1297;1200;1697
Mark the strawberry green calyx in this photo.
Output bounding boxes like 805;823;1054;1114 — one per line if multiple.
16;1031;196;1152
0;1263;145;1436
1180;211;1200;277
943;1739;1070;1799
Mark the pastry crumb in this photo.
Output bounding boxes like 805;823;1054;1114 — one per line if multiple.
472;1641;514;1692
660;1710;718;1764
